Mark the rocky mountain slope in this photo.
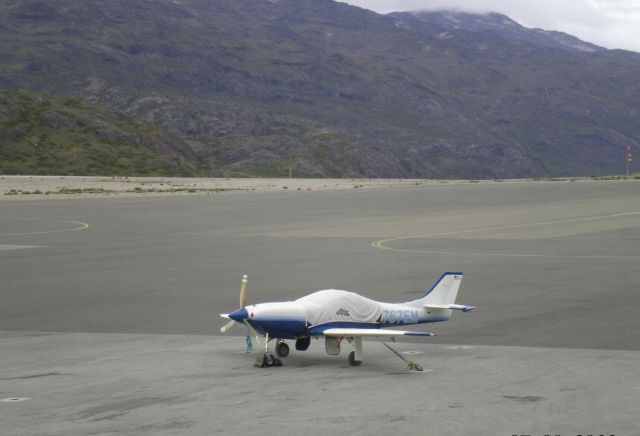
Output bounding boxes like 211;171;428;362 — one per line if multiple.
1;0;638;177
391;11;604;53
0;90;200;175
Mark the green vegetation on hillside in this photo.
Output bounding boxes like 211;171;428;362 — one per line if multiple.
0;90;200;176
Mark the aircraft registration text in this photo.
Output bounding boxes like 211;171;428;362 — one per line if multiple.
382;309;419;324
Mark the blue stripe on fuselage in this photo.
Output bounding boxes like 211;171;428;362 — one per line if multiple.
246;318;306;339
247;317;449;339
380;316;448;327
308;319;449;335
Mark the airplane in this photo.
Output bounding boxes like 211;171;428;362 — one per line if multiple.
220;272;474;371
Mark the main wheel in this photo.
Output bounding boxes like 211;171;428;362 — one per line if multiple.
295;337;311;351
348;351;362;367
276;342;290;358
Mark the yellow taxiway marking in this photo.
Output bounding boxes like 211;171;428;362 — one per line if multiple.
371;210;640;259
0;218;90;237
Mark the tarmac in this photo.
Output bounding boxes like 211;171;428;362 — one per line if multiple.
1;179;639;435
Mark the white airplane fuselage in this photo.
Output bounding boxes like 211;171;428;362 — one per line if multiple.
229;293;454;339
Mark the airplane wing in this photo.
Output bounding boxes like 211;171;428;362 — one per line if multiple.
321;328;434;337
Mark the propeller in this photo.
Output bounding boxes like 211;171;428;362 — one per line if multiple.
220;317;236;333
244;317;260;340
220;274;261;350
220;274;249;333
239;274;248;308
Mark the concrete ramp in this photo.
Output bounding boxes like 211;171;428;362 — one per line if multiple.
1;331;637;435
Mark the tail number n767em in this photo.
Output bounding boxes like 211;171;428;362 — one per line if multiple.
382;309;419;324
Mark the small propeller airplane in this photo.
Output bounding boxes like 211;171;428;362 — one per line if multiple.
220;272;474;371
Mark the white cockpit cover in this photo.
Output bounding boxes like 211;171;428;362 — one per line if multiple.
296;290;382;326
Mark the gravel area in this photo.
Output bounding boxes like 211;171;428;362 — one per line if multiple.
0;175;528;200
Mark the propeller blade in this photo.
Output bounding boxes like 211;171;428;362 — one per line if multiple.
243;319;260;340
220;319;236;333
239;274;248;308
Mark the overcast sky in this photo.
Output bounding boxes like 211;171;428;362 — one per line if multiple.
342;0;640;52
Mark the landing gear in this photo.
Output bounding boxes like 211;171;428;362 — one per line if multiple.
348;351;362;366
254;333;283;368
275;340;290;358
295;337;311;351
347;337;363;366
255;353;283;368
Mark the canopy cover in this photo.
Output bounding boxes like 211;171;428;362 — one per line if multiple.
296;290;382;326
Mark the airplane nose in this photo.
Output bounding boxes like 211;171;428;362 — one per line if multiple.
228;307;249;322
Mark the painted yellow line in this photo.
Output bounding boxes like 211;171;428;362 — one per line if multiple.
370;247;640;260
371;210;640;259
0;219;90;237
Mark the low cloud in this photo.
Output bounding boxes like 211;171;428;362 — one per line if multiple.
343;0;640;52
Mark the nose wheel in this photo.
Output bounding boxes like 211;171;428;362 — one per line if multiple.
254;333;283;368
275;340;290;358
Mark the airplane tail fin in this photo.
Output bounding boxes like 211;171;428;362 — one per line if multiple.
406;272;473;312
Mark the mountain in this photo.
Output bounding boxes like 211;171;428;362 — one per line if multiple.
390;11;604;53
0;90;200;176
0;0;638;178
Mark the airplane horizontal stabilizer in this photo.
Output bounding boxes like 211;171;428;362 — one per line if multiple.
322;328;435;337
424;304;475;312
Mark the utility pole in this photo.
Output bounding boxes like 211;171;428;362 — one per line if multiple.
288;150;295;179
